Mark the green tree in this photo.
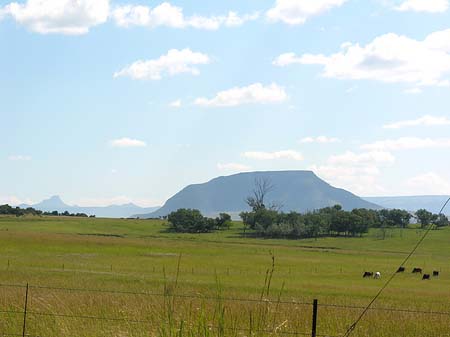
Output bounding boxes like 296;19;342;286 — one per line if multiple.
215;213;232;230
415;209;434;228
432;214;449;228
253;208;279;232
379;209;411;228
329;207;350;235
167;209;214;233
348;212;369;237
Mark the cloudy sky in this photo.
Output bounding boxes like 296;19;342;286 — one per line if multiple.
2;0;450;207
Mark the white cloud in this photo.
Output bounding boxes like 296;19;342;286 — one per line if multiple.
169;99;182;108
299;136;340;143
114;48;210;80
406;172;450;195
8;155;32;161
328;150;396;166
2;0;109;35
188;11;259;30
266;0;347;25
110;137;147;148
111;3;184;28
242;150;303;161
311;164;387;195
273;52;303;66
112;3;258;30
223;11;260;27
403;87;423;94
395;0;449;13
195;83;288;107
217;162;252;171
383;115;450;129
274;29;450;87
361;137;450;151
309;150;395;195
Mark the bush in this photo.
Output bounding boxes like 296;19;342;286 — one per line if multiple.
215;213;232;230
433;214;449;228
167;209;232;233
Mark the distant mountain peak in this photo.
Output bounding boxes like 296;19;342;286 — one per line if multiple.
38;195;68;207
48;195;64;202
22;196;160;218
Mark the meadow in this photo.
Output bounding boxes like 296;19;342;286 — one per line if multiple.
0;215;449;337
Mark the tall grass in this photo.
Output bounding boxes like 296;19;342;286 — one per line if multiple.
1;216;450;336
156;253;289;337
1;267;450;336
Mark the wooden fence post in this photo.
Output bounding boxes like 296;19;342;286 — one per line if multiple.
22;283;29;337
311;299;318;337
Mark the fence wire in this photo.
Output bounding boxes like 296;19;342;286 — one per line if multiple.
1;309;331;336
1;282;449;316
342;196;450;337
1;281;449;337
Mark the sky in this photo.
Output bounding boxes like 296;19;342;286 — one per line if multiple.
1;0;450;207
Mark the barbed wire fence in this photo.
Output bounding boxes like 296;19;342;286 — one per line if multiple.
342;197;450;337
1;282;450;337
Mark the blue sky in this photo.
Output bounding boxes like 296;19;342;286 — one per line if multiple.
1;0;450;207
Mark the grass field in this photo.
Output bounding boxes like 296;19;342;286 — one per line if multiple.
0;216;449;337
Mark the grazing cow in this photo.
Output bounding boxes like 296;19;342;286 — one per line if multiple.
374;272;381;279
433;271;439;277
422;274;430;280
396;267;405;273
412;268;422;274
363;271;373;278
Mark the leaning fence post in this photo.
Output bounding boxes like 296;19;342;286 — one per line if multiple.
22;283;29;337
311;299;318;337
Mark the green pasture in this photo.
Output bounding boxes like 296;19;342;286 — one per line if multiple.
0;216;449;337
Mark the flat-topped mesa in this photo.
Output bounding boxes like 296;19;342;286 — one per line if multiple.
138;170;381;219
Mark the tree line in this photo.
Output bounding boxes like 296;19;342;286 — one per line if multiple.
0;204;92;218
165;205;448;237
165;178;449;238
240;206;448;239
237;178;448;239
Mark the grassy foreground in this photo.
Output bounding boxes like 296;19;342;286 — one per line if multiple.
0;216;449;337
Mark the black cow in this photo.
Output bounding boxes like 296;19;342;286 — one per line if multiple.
396;267;405;273
422;274;430;280
363;272;373;278
433;271;440;277
412;268;422;274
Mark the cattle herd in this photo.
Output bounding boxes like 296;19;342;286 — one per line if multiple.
407;267;440;280
363;267;440;280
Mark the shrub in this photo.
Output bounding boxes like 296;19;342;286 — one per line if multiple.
167;209;232;233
